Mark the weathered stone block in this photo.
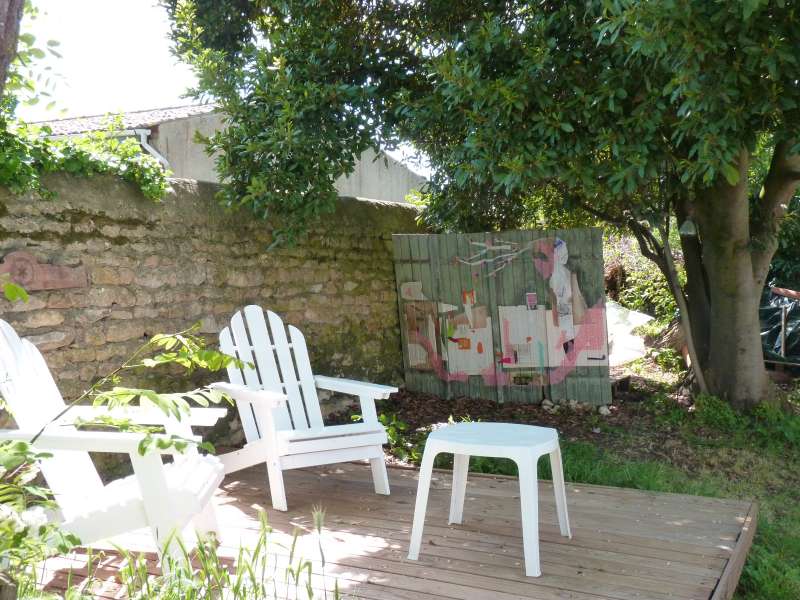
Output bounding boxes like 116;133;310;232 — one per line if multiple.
28;330;75;351
106;321;144;342
91;266;135;286
21;310;65;329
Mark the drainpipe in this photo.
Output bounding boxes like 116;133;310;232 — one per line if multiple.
133;128;170;170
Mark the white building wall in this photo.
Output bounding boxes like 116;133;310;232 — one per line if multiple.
333;148;426;203
149;112;223;183
150;113;425;203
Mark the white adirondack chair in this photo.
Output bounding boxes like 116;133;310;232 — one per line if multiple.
211;305;397;511
0;319;228;555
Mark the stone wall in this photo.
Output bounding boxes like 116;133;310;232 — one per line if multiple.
0;174;422;404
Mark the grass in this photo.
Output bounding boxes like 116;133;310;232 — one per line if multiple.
18;510;341;600
377;381;800;600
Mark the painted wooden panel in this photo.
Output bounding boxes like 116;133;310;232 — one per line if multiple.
392;228;611;405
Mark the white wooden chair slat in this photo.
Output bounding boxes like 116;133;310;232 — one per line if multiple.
0;319;225;556
220;326;265;441
229;311;263;391
241;305;294;430
288;325;325;429
216;306;398;510
277;430;387;456
219;327;245;387
265;309;310;430
280;422;386;442
0;322;105;512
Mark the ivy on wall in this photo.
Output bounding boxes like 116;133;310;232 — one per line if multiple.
0;114;170;203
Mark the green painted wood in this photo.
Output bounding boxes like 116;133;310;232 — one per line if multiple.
392;235;414;389
393;228;610;406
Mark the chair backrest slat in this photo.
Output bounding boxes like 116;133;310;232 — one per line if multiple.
220;327;264;442
0;320;104;519
265;310;311;430
220;307;322;433
288;325;324;429
241;305;293;430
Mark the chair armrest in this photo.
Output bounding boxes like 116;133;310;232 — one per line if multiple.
60;406;228;427
208;382;287;408
314;376;398;425
314;376;398;399
0;428;200;455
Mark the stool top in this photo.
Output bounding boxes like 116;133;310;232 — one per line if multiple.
427;422;558;453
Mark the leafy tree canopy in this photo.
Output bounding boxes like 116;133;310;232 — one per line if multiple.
167;0;799;230
168;0;800;407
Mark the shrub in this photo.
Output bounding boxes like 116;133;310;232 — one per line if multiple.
768;195;800;289
651;348;686;373
604;232;681;322
751;401;800;451
692;393;742;433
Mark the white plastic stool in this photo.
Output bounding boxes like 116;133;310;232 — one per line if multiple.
407;422;571;577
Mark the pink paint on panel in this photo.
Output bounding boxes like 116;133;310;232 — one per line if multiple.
532;238;555;279
548;303;606;384
410;330;469;382
502;317;514;364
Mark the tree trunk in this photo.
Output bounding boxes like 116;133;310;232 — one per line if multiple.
0;0;24;98
659;223;709;393
695;150;769;409
674;196;711;368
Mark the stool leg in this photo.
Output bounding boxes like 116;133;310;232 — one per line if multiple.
408;448;437;560
549;444;572;538
517;456;541;577
449;453;469;524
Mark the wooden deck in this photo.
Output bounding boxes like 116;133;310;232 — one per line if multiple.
41;463;756;599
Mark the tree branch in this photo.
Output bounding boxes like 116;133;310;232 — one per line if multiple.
751;140;800;285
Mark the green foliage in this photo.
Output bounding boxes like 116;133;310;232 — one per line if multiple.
4;1;63;111
1;441;80;595
353;413;421;463
167;0;800;405
606;232;681;322
693;393;743;434
770;196;800;288
618;268;677;323
751;401;800;452
1;277;28;303
2;3;169;205
112;510;339;600
0;117;170;202
167;1;800;235
11;510;340;599
653;390;800;453
742;504;800;600
41;324;243;454
631;320;668;342
651;348;686;374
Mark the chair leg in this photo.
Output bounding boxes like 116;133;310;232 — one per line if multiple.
449;453;469;524
370;452;391;495
549;444;572;538
266;458;288;511
152;524;185;568
407;449;437;560
192;500;220;540
516;455;541;577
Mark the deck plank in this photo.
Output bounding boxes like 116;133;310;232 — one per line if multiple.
38;463;754;599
